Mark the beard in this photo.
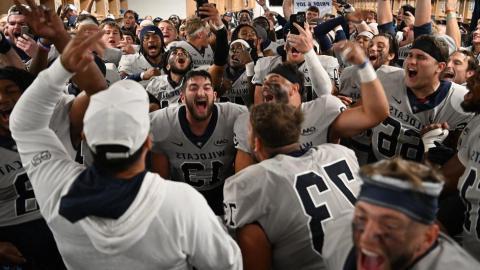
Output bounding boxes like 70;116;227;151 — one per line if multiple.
263;84;290;104
461;100;480;114
170;63;189;75
185;97;214;121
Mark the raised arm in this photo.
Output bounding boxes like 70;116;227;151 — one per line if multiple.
445;0;461;48
84;0;95;13
10;30;104;134
377;0;393;25
15;0;107;94
288;23;332;96
412;0;432;38
283;0;294;21
329;41;389;140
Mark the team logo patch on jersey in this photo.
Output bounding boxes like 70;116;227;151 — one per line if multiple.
171;141;184;147
31;151;51;167
301;127;317;136
214;139;229;146
392;96;402;104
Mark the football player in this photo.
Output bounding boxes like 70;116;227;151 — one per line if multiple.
338;31;401;165
118;25;165;87
146;47;193;110
167;15;214;68
441;50;477;86
0;1;109;266
234;40;389;172
370;35;472;163
150;70;247;215
441;66;480;261
9;24;242;269
224;102;361;269
323;158;480;270
252;23;340;103
0;67;65;269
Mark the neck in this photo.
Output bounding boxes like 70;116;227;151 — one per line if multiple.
188;38;204;50
147;54;162;65
170;72;183;83
474;43;480;54
263;143;301;160
114;156;146;180
186;112;212;136
410;80;441;99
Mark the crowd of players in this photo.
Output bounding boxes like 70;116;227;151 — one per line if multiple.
1;0;480;268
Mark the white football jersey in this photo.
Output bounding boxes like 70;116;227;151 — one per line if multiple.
371;70;472;162
219;70;252;106
118;52;161;87
145;75;182;109
339;65;404;165
323;212;480;270
150;103;247;214
0;94;75;227
169;41;214;68
11;58;243;270
457;114;480;261
252;55;339;101
234;95;345;153
224;144;361;270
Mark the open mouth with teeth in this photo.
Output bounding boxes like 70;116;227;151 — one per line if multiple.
263;90;274;102
407;68;418;79
147;45;159;53
442;68;455;80
359;249;385;270
290;47;301;57
194;99;208;113
0;108;13;125
177;57;186;64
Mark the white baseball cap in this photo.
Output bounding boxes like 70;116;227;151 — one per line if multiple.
83;80;150;159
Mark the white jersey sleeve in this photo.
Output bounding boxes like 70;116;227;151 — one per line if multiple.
233;112;250;153
149;107;175;154
10;59;85;220
252;56;282;85
338;65;361;102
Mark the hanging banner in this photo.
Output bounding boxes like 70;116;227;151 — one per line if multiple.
293;0;333;16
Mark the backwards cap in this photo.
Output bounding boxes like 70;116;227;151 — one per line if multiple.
83;80;150;160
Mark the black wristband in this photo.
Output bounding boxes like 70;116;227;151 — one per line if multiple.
0;32;12;54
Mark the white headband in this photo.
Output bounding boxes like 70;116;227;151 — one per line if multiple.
230;39;250;49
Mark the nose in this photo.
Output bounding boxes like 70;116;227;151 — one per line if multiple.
359;219;383;246
447;60;454;68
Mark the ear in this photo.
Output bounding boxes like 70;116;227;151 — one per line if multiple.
437;62;447;74
467;70;475;79
387;52;395;62
291;83;300;97
416;224;439;257
213;90;217;100
180;90;186;103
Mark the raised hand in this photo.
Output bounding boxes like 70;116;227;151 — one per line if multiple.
334;40;366;65
61;30;106;73
16;34;38;57
286;23;314;54
198;4;222;28
13;0;67;42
